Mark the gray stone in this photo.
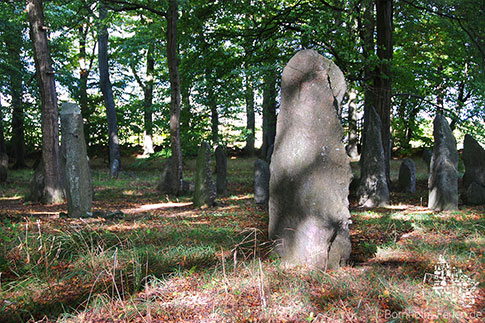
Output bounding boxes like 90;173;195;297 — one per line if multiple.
422;149;432;171
215;145;228;196
254;159;270;205
357;106;390;207
193;141;216;207
0;152;7;182
428;115;458;211
60;102;93;217
462;134;485;205
463;182;485;205
269;50;352;270
398;158;416;193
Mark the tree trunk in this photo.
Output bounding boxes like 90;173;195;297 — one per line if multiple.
0;98;6;155
374;0;393;185
79;24;91;147
26;0;64;204
6;25;26;169
346;89;360;158
143;42;155;155
206;68;219;145
244;73;255;156
261;70;277;159
166;0;183;194
358;0;375;159
98;0;121;178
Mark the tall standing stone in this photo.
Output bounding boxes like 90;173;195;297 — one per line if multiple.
215;145;228;196
193;141;216;207
0;153;7;182
269;50;351;270
254;159;270;205
462;134;485;205
60;102;93;217
428;115;458;211
398;158;416;193
357;106;390;207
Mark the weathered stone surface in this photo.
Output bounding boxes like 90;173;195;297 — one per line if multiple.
269;49;352;270
399;158;416;193
254;159;270;205
357;106;390;207
422;149;432;171
193;142;216;207
464;182;485;205
462;134;485;205
428;115;458;211
158;159;193;195
215;145;228;196
60;102;93;217
0;152;7;182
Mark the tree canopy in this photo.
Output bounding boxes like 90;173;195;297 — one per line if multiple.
0;0;483;162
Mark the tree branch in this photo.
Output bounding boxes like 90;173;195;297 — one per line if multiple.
104;0;166;17
402;0;484;61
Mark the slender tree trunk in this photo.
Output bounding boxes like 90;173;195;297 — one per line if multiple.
436;65;444;115
26;0;64;204
244;72;255;156
346;88;360;158
6;26;26;169
143;43;155;155
205;68;219;145
79;24;91;147
359;0;375;155
374;0;393;184
166;0;183;194
0;98;6;155
261;70;277;158
98;0;121;178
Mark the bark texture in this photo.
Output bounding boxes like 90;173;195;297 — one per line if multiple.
26;0;64;204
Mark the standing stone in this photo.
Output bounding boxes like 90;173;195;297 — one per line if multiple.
0;153;7;182
422;148;432;171
254;159;270;205
215;145;228;196
428;115;458;211
398;158;416;193
158;158;193;195
269;50;352;270
357;106;390;207
60;102;93;217
193;141;216;207
462;134;485;205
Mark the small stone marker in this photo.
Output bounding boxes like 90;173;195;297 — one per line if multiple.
0;152;7;182
193;141;216;207
60;102;93;217
398;158;416;193
254;159;270;205
462;134;485;205
269;49;351;270
357;106;390;207
428;114;458;211
215;145;228;196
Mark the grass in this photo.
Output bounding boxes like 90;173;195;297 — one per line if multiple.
0;154;483;322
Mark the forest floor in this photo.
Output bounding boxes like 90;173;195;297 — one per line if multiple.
0;154;483;322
